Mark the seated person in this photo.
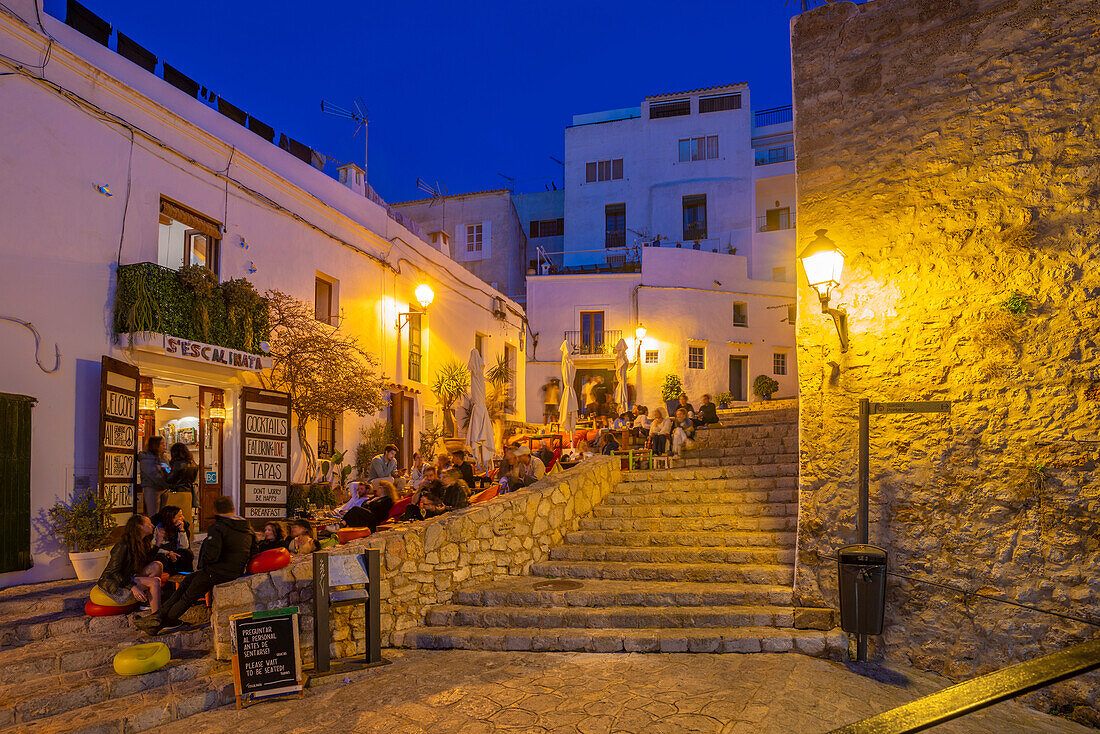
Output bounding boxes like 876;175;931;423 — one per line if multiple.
152;505;194;574
369;444;400;482
337;481;371;516
576;440;595;459
677;393;696;421
631;405;651;440
401;485;448;521
451;449;476;488
598;431;620;456
611;412;631;431
343;480;398;531
648;408;672;456
546;440;564;470
695;394;720;427
439;469;471;509
435;452;453;476
255;521;288;553
509;445;547;487
536;440;554;467
408;451;427;490
672;407;695;456
287;518;317;555
100;514;163;612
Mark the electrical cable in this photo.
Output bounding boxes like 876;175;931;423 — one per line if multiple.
114;128;135;266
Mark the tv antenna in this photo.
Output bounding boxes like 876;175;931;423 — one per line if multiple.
321;98;368;180
416;178;448;206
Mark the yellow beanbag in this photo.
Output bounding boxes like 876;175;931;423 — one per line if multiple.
90;584;135;607
113;642;171;676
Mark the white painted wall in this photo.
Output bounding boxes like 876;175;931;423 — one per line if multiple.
0;5;524;586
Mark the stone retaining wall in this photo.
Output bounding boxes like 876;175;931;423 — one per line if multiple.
791;0;1100;724
210;457;620;662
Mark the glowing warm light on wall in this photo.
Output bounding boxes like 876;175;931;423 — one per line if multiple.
414;283;435;310
635;323;647;341
800;229;845;302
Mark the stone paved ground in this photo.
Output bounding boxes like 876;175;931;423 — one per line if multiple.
153;650;1089;733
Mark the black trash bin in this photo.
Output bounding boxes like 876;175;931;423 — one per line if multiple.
837;544;887;635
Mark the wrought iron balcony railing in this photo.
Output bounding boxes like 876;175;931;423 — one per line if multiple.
564;329;622;356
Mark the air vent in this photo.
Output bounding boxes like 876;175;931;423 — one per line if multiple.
649;99;690;119
116;32;156;72
700;93;741;113
65;0;110;46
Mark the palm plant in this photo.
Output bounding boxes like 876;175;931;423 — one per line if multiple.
431;359;470;437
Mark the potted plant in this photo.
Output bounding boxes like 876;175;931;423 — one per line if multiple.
753;375;780;401
715;391;734;409
431;359;470;440
47;487;116;581
661;373;683;418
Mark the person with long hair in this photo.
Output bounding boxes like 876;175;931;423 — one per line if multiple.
287;519;317;555
137;436;167;515
97;514;163;612
256;522;288;553
343;480;398;531
166;442;199;508
153;505;193;573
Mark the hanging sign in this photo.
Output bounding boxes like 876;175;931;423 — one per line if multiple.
98;356;139;515
127;333;271;372
230;606;304;708
240;387;291;520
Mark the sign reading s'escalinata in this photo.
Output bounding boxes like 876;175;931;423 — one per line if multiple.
240;387;291;520
98;356;140;515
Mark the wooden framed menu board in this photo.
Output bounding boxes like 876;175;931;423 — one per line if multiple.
230;606;304;707
239;386;291;520
98;356;139;518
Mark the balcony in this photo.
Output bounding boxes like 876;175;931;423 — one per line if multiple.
605;230;627;248
757;211;796;232
755;145;795;166
564;329;622;357
113;262;270;354
754;105;793;128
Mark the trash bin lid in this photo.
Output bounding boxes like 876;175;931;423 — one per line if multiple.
838;544;887;563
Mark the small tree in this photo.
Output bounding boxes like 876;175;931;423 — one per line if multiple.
431;359;470;437
753;374;780;400
262;290;388;481
660;374;684;402
48;487;116;552
485;354;514;419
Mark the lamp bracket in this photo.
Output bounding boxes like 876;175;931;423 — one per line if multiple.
825;306;849;353
395;312;412;331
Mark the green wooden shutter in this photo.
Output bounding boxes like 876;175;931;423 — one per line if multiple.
0;393;36;573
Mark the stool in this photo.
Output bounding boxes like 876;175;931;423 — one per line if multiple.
651;455;672;469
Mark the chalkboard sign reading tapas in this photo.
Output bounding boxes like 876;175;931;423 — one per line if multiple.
230;607;304;707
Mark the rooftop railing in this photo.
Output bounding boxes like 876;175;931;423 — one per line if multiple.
754;105;793;128
755;145;795;166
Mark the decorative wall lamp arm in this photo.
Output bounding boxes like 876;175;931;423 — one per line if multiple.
799;229;849;353
395;283;435;330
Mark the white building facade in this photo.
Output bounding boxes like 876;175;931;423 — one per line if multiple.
0;0;524;586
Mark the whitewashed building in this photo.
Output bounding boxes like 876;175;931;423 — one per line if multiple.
0;0;525;586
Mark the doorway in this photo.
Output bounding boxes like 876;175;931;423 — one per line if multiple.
388;391;415;467
729;356;747;402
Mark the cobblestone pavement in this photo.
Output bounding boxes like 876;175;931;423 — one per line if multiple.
154;650;1089;733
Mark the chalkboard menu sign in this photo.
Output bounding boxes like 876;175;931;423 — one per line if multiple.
239;387;292;520
98;356;139;518
230;606;304;707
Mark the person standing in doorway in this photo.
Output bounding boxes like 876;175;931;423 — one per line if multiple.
137;436;167;516
582;377;596;417
543;379;561;424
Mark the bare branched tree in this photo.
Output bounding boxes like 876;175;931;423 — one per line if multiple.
261;290;388;481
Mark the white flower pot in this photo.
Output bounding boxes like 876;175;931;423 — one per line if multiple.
69;549;110;581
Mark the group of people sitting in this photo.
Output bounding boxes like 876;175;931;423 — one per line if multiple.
626;393;719;456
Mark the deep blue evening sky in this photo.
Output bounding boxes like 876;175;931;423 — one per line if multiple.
78;0;804;202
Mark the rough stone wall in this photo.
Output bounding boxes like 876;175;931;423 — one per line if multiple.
791;0;1100;723
211;457;619;663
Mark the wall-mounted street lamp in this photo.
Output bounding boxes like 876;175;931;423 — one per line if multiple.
396;283;435;330
634;323;647;363
207;392;227;424
799;229;849;353
138;377;156;417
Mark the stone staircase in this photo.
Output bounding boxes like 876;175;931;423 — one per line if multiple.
0;578;233;733
397;406;846;656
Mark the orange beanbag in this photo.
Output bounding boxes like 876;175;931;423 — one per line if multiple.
470;487;498;504
247;547;292;574
337;527;371;544
586;430;599;442
85;599;137;616
388;496;412;521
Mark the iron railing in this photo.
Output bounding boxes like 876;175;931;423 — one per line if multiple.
755;144;795;166
605;230;626;248
754;105;793;128
757;212;795;232
564;329;622;356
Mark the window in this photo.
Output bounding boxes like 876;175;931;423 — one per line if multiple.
605;204;626;248
787;305;797;324
460;221;491;261
688;346;705;370
529;218;564;238
650;99;690;119
475;333;485;358
772;267;787;282
645;350;659;364
315;277;334;324
678;136;719;162
407;312;422;382
158;198;222;277
774;353;788;375
733;302;748;327
682;195;707;241
579;311;605;354
465;223;483;253
699;93;741;113
504;344;518;412
424;410;435;431
585;158;623;183
317;414;337;457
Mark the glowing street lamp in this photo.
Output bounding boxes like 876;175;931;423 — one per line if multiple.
799;229;849;352
397;283;434;330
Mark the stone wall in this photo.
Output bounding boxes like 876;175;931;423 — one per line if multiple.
791;0;1100;724
210;457;619;663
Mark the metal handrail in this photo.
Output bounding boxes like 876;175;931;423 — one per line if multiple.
755;145;795;166
754;105;793;127
563;329;622;356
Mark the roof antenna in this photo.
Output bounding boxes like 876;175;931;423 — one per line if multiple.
321;98;368;180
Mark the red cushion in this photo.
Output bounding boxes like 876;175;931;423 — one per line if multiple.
586;430;599;442
247;547;292;574
337;527;371;544
159;572;170;585
85;600;137;617
470;487;499;504
388;496;412;521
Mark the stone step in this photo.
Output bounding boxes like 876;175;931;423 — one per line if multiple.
563;529;797;548
592;501;797;519
621;465;797;482
684;443;799;456
0;669;235;733
452;578;795;608
0;625;212;685
715;407;798;425
0;579;93;618
424;603;825;630
1;601;213;650
395;625;845;656
530;560;794;585
677;457;799;468
549;544;796;565
603;489;797;506
611;476;796;493
0;653;220;727
578;515;798;532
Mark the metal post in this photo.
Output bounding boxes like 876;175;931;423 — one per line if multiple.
313;553;330;673
857;397;870;662
366;549;382;665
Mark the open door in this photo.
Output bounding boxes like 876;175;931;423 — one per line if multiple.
198;386;224;529
98;356;139;523
388;391;415;467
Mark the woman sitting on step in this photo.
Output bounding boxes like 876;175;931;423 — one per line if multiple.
671;407;695;457
98;514;163;613
152;505;193;574
647;408;672;456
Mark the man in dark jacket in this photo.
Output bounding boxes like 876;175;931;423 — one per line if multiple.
137;495;256;635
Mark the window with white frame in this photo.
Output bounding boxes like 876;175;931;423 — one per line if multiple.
733;302;748;327
688;346;705;370
645;350;659;364
585;158;624;183
678;136;719;162
465;223;482;253
774;352;787;375
460;221;490;260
